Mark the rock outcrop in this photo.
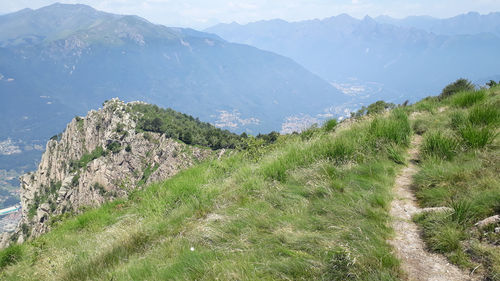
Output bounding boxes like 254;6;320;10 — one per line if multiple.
8;99;212;243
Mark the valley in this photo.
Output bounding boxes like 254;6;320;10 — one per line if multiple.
0;3;499;280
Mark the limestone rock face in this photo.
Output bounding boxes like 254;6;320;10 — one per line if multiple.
13;98;212;241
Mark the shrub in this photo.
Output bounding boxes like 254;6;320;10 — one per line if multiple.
440;79;475;99
106;141;122;154
421;131;458;160
323;119;338;132
451;90;486;108
93;183;106;196
71;174;80;187
132;103;245;150
352;100;396;117
486;80;498;88
0;245;23;269
50;133;62;141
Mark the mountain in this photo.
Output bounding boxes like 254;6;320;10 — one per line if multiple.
0;4;347;179
9;99;225;240
0;82;498;280
206;14;500;101
375;12;500;36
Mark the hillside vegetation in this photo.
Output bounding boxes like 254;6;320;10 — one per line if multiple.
411;84;500;280
0;105;413;280
0;81;498;280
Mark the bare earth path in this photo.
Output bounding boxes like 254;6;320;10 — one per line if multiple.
389;136;476;281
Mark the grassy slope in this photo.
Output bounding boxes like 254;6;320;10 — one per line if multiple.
409;86;500;280
0;108;412;280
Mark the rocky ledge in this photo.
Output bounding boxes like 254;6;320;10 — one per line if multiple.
1;99;213;246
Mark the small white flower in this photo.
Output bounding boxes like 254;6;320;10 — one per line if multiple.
190;247;195;251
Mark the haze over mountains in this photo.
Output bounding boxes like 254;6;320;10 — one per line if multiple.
375;12;500;36
1;3;499;198
0;3;348;175
206;12;500;101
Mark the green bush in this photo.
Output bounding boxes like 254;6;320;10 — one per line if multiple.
352;100;396;117
451;90;486;108
422;131;458;160
70;146;107;172
106;141;122;154
440;79;475;99
71;174;80;187
486;80;498;88
323;119;338;132
132;104;245;150
0;245;23;269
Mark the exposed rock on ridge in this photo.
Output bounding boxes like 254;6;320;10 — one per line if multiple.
7;98;212;244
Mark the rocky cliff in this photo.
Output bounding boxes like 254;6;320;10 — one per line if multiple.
4;99;212;244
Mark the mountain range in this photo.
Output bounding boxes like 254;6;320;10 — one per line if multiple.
375;12;500;36
0;3;348;175
206;12;500;101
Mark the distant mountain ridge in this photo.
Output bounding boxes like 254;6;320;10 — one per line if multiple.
0;3;347;175
375;12;500;36
206;12;500;102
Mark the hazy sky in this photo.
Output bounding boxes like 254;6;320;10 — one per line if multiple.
1;0;500;29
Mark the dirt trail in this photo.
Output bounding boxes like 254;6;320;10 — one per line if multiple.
389;136;476;281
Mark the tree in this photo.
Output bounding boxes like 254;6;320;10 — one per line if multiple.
486;80;498;88
440;78;475;99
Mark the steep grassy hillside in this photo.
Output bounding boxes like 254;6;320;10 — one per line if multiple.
0;83;497;280
0;104;412;280
410;85;500;280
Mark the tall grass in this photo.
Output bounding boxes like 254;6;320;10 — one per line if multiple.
412;85;500;279
421;130;458;160
458;125;496;148
450;90;487;108
0;245;22;269
468;103;500;126
0;109;411;281
369;109;411;146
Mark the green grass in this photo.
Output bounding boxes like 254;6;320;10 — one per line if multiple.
421;130;458;160
458;125;496;148
0;109;412;281
450;90;487;108
412;86;500;280
468;103;500;126
2;84;496;280
0;245;22;270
